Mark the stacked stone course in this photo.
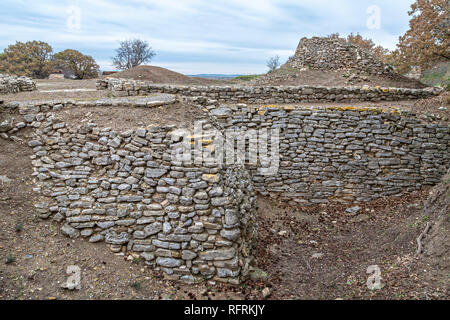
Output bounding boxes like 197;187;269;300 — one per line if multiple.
0;73;36;94
97;78;441;103
201;102;450;205
1;94;449;283
1;99;257;284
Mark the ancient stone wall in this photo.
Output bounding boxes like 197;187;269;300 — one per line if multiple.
1;99;257;284
96;78;440;103
1;95;449;282
0;73;36;94
201;102;450;205
287;37;391;75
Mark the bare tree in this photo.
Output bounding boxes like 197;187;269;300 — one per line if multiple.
266;55;280;73
112;39;156;70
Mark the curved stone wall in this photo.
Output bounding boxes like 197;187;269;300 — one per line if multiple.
1;95;449;283
1;99;257;284
200;102;450;205
96;78;441;103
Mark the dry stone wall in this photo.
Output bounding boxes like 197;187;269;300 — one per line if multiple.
96;78;441;103
0;73;36;94
200;102;450;205
1;92;449;283
287;37;391;75
1;99;257;284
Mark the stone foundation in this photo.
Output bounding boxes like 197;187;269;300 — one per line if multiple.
1;93;448;283
199;102;450;205
0;73;36;94
96;78;441;103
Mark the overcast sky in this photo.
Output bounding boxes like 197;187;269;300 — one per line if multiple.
0;0;416;74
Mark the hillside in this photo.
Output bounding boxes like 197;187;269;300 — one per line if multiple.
253;37;427;88
106;65;227;85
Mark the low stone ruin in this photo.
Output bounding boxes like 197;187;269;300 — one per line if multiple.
0;73;36;94
286;37;392;75
96;78;441;102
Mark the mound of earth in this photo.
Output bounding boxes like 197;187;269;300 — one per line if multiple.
106;65;224;85
253;37;427;89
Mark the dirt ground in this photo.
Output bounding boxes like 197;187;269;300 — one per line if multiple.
0;79;107;103
0;133;448;300
254;186;449;300
56;101;204;131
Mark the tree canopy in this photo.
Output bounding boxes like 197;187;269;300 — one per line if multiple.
54;49;99;79
112;39;156;70
0;41;54;78
393;0;449;73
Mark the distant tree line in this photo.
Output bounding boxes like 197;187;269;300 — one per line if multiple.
0;40;99;79
0;38;158;79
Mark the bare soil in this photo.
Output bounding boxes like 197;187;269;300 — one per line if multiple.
0;139;241;300
0;79;107;103
253;180;449;300
56;102;204;131
0;76;448;300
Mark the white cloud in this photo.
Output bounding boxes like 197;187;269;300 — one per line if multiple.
0;0;416;74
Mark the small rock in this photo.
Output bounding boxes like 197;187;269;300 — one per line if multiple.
262;287;271;298
0;175;13;184
278;230;288;237
0;117;14;132
61;224;80;238
311;253;324;259
345;206;361;216
350;214;370;223
249;267;269;281
61;265;81;290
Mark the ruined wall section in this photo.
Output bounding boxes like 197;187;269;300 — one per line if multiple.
202;103;450;205
0;73;36;94
1;99;257;284
287;37;391;75
96;78;440;103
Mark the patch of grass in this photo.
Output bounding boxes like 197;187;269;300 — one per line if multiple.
130;281;142;290
421;215;430;223
421;62;450;89
15;222;23;232
5;255;15;264
234;75;260;81
132;257;140;264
